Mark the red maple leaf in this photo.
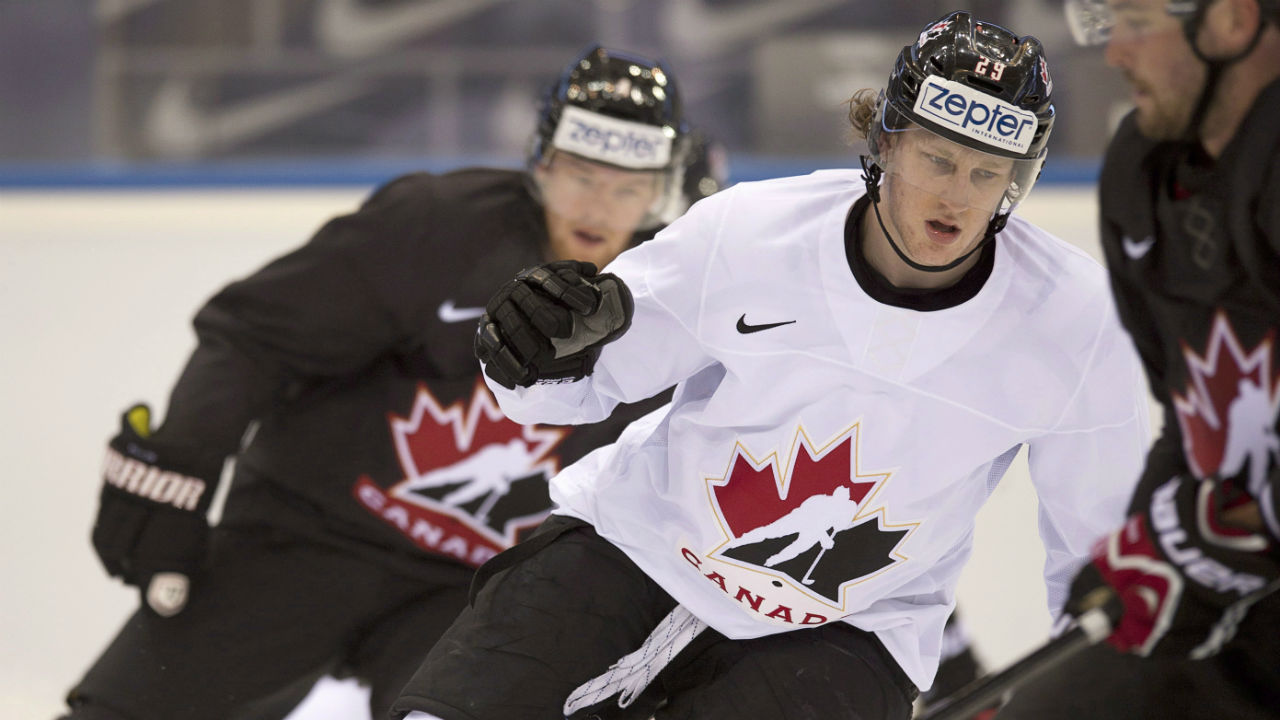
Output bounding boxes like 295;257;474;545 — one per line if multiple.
1172;312;1279;478
710;426;885;537
389;380;560;480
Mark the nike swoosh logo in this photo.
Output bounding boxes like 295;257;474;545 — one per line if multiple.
736;314;796;334
98;0;170;23
1122;234;1156;260
438;300;486;323
316;0;512;59
144;77;370;157
664;0;845;58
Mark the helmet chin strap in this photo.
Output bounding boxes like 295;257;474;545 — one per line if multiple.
859;155;1005;274
1178;2;1268;143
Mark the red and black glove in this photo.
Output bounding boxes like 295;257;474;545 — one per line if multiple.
474;261;633;390
1065;476;1280;658
92;404;224;617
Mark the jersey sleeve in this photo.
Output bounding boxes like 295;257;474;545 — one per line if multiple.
1025;297;1152;616
485;191;724;426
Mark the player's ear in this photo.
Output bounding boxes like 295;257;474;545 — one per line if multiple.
1203;0;1263;56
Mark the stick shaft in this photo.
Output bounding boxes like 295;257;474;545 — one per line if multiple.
916;623;1095;720
920;576;1280;720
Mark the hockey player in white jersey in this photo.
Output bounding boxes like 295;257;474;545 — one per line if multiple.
393;13;1150;720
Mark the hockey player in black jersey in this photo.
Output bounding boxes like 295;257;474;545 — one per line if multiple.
62;45;718;720
997;1;1280;718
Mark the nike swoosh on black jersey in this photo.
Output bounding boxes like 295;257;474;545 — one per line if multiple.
438;300;486;323
736;314;796;334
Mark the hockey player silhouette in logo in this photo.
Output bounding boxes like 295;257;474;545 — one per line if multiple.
720;480;909;602
1219;377;1280;491
723;485;859;568
405;438;543;523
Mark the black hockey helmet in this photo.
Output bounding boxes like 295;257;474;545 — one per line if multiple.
876;12;1055;162
530;44;687;170
868;12;1055;214
529;45;689;228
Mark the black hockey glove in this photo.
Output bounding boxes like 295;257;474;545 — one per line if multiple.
474;260;633;390
92;404;224;617
1065;476;1280;658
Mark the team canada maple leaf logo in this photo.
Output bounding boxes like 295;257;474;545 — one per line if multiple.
698;423;915;609
353;380;564;568
1172;312;1280;492
1039;56;1053;95
918;19;951;47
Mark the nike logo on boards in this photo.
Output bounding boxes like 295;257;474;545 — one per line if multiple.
663;0;846;58
438;300;486;323
316;0;512;58
98;0;171;23
144;77;371;158
1122;234;1155;260
736;314;796;334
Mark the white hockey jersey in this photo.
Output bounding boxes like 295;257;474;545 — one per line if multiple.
486;170;1149;691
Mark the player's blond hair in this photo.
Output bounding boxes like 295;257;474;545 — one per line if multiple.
845;88;879;143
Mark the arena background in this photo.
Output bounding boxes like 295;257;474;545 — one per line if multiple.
1;1;1150;718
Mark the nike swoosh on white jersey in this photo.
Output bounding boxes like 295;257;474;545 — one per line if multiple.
1122;235;1156;260
663;0;845;58
144;77;371;158
316;0;511;59
438;300;486;323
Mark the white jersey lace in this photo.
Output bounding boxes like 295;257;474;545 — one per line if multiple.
563;604;708;716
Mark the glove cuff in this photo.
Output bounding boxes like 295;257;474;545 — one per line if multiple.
102;444;219;514
103;405;225;516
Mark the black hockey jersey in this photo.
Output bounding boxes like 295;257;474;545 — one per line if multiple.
1099;80;1280;538
152;169;670;573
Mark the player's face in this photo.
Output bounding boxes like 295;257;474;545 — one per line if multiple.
1102;0;1205;139
536;152;663;269
870;130;1014;287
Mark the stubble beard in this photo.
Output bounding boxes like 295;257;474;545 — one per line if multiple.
1128;70;1199;141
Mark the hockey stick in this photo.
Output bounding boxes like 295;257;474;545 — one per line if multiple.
801;528;837;585
473;483;509;525
914;597;1121;720
918;574;1280;720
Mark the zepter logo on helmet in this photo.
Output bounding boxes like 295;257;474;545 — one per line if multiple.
865;11;1056;262
552;107;673;170
529;45;689;233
